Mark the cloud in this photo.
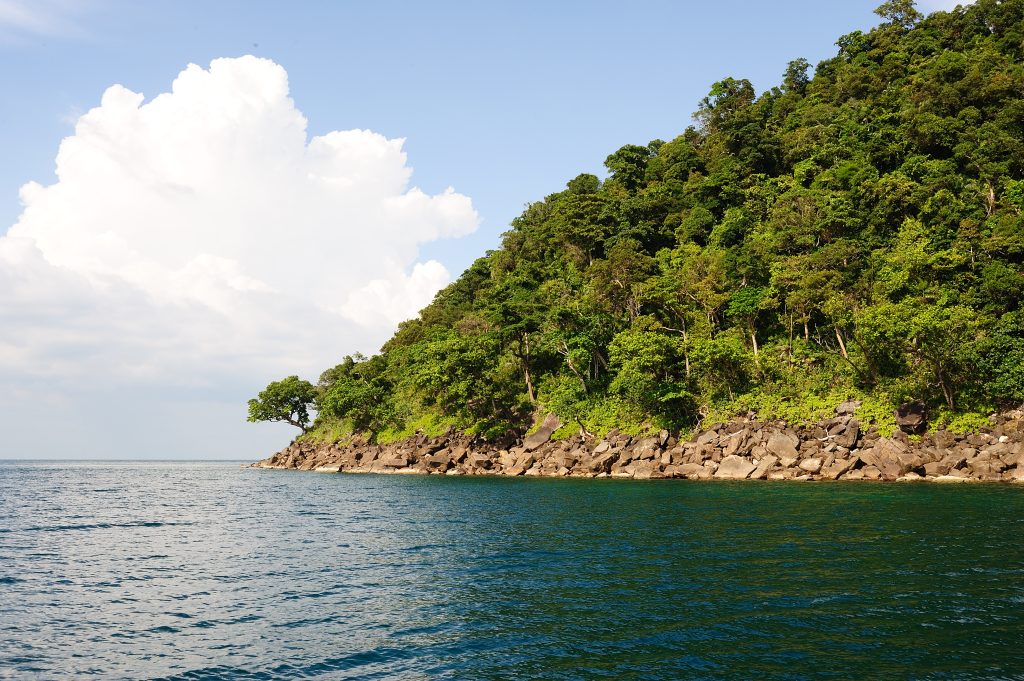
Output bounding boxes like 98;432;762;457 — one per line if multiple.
0;56;478;456
0;0;93;40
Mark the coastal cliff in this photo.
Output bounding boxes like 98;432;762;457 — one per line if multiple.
253;407;1024;484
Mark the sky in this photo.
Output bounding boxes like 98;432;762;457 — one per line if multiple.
0;0;970;459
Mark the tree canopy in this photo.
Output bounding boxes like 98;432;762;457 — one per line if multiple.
247;376;317;432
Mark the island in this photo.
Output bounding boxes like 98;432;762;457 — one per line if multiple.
251;0;1024;484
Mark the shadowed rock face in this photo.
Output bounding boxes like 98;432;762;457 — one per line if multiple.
896;401;927;434
252;409;1024;485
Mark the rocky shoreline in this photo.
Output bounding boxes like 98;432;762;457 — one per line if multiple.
252;405;1024;484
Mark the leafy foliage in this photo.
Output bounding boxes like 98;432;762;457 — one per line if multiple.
252;1;1024;440
247;376;318;432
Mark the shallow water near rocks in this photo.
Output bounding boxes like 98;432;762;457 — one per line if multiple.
2;461;1023;680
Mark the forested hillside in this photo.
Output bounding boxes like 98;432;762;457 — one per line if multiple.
252;0;1024;442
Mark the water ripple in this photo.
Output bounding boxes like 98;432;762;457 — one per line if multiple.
1;461;1023;680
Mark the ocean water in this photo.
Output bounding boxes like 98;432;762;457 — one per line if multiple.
1;461;1023;680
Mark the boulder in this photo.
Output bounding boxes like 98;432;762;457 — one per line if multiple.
859;438;917;479
895;401;927;434
779;455;799;469
750;454;779;480
679;463;705;478
861;465;882;480
588;451;618;474
766;431;800;460
933;474;975;483
835;419;860;449
523;414;561;452
549;452;576;470
696;430;718;446
425;452;451;469
692;463;715;480
799;458;823;474
723;433;744;457
836;400;861;416
633;461;659;479
467;452;492;469
820;458;855;480
939;451;968;471
516;453;537;470
714;455;757;480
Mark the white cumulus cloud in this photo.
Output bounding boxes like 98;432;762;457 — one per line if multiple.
0;56;478;457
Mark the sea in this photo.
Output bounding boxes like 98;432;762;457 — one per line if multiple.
1;460;1023;680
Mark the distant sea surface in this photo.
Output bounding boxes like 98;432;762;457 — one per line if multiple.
2;461;1024;680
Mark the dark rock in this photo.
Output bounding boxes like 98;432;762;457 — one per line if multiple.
835;419;860;449
895;401;927;434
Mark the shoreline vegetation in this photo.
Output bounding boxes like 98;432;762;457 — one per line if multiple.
252;404;1024;484
250;1;1024;468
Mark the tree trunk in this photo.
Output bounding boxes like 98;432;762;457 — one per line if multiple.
682;319;691;379
835;325;849;359
937;365;955;410
523;363;535;403
522;333;535;403
560;342;588;393
787;311;794;368
751;329;760;368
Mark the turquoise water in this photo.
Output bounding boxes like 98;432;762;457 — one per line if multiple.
1;461;1023;680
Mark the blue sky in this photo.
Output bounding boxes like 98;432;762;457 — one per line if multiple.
2;0;930;271
0;0;965;458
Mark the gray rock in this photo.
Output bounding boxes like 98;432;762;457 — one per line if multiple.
836;400;861;416
799;458;823;474
750;454;778;480
820;458;855;480
523;414;561;451
766;431;800;460
679;462;705;478
714;455;757;480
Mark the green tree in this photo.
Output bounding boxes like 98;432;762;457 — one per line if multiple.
247;376;317;432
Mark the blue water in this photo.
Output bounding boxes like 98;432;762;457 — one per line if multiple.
1;461;1023;680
